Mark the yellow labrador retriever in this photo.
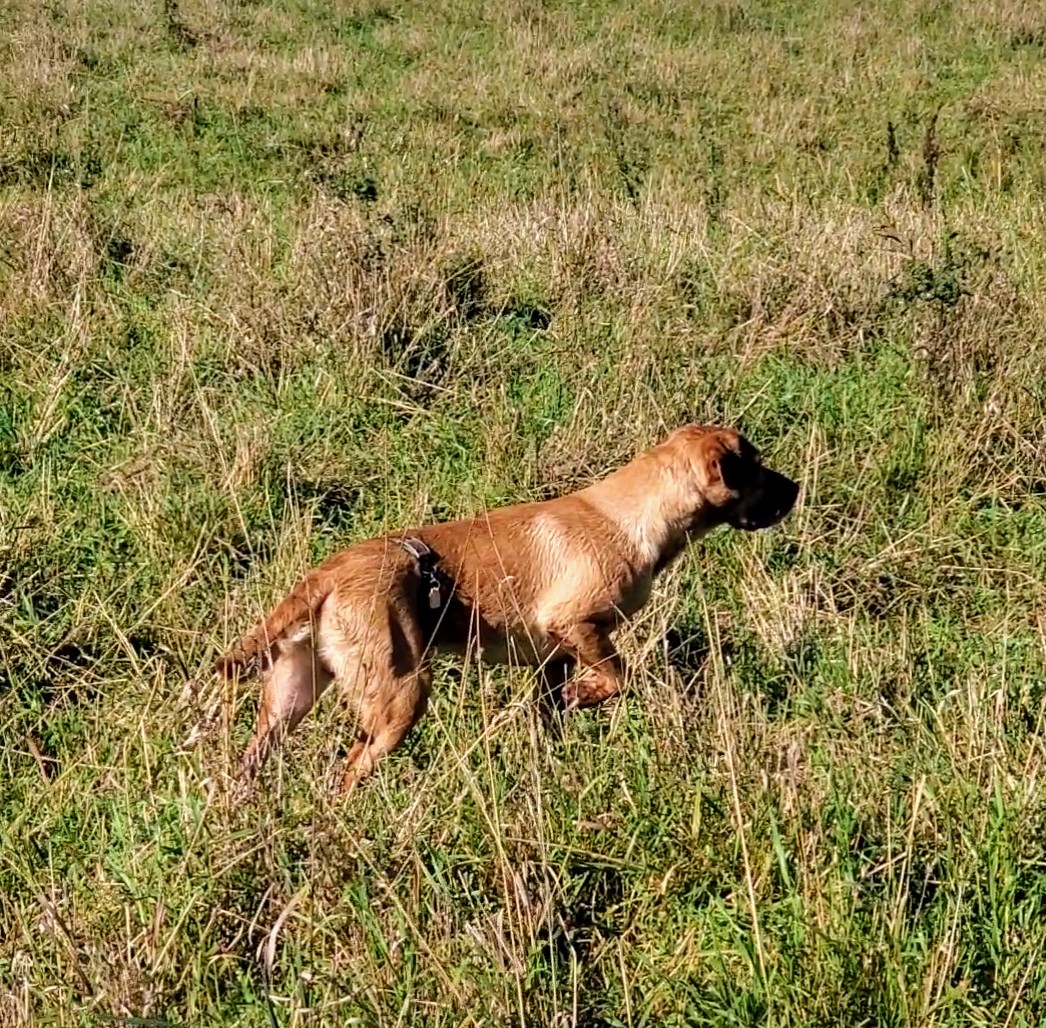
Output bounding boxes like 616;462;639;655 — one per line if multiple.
215;425;798;792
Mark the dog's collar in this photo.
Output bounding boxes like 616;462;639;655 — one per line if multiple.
397;536;444;611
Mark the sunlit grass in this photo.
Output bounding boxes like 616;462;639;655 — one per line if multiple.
2;0;1046;1024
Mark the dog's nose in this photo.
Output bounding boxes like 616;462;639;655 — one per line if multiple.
767;472;799;519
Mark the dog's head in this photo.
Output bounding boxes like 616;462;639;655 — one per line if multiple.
669;425;799;531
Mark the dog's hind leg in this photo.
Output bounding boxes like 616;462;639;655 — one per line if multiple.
238;640;333;785
332;595;432;794
313;581;437;790
339;664;431;793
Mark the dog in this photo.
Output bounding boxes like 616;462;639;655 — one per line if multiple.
213;424;798;794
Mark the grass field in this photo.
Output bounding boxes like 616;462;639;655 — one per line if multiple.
2;0;1046;1023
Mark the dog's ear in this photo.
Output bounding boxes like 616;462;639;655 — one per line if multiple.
706;449;725;484
718;447;760;491
696;432;732;488
697;430;760;492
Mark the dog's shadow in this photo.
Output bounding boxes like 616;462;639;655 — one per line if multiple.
662;623;713;678
659;622;720;709
664;621;804;719
488;630;720;734
418;620;760;754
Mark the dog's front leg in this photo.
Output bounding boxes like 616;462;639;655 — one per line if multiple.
551;622;624;710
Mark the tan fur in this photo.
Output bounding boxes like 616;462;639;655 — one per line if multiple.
216;425;799;793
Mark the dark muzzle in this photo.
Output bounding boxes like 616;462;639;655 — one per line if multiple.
730;468;799;531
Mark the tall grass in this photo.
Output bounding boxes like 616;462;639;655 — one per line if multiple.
2;0;1045;1024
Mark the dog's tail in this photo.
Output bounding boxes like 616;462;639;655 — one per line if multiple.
215;570;332;680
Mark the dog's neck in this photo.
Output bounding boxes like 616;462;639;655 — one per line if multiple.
581;448;720;575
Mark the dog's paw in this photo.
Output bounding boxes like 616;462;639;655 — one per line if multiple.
561;671;621;710
561;679;582;711
327;762;361;798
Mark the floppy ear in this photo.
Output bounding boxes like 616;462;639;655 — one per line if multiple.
696;435;728;487
719;448;758;491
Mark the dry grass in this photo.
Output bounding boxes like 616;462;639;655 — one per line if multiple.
2;0;1046;1024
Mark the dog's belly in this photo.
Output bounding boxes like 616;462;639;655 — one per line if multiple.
437;626;560;666
480;629;560;666
432;599;560;666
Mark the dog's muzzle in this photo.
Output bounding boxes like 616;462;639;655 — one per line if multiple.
728;469;799;531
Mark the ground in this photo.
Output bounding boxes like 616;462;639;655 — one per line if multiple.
2;0;1046;1024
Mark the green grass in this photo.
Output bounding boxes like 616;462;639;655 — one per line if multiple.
3;0;1046;1023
